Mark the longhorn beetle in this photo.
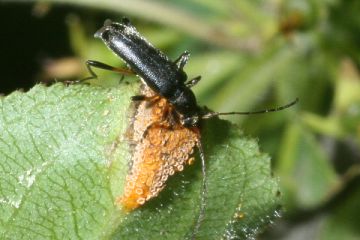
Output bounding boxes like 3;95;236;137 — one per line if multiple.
84;18;298;238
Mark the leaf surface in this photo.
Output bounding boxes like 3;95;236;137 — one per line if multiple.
0;83;280;240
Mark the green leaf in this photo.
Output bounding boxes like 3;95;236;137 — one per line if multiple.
318;178;360;240
0;83;135;239
0;83;280;239
276;123;339;210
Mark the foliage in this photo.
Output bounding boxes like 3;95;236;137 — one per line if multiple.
0;83;279;239
1;0;360;239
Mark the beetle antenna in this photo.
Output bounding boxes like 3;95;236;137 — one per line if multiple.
191;139;207;239
201;98;298;119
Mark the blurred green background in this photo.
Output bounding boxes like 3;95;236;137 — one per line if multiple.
1;0;359;239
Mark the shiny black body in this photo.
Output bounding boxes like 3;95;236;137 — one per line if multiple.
95;18;201;126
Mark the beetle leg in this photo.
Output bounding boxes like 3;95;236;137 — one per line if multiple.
87;60;134;75
131;95;147;101
185;76;202;88
131;95;161;103
174;51;190;70
80;60;134;82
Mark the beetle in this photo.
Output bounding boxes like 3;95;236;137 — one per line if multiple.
84;17;298;238
87;18;202;127
87;18;297;126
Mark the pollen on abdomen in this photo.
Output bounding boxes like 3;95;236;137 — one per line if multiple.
117;86;199;211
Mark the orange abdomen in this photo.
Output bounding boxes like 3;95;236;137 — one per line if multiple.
117;90;199;211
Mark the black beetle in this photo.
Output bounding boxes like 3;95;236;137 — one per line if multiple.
86;18;297;127
90;18;202;127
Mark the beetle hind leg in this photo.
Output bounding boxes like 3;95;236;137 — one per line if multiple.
78;60;134;83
